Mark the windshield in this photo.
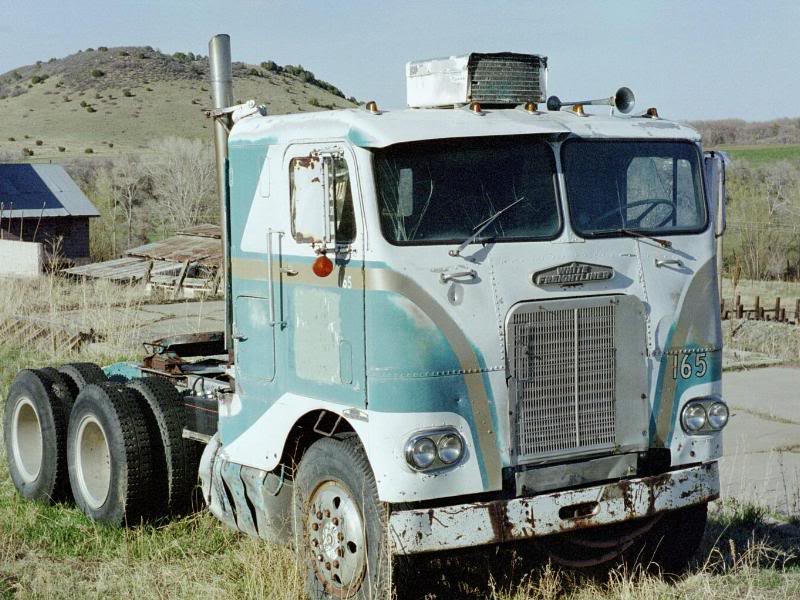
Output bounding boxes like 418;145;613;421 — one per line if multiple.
562;140;707;237
374;137;560;245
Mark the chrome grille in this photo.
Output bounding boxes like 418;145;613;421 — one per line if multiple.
509;301;617;459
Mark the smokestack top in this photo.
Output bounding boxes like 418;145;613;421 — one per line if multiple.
209;34;234;109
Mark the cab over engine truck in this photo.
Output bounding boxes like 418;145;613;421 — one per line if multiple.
4;35;730;599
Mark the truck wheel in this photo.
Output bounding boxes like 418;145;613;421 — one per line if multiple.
293;436;390;600
127;377;198;515
37;367;77;416
67;383;155;526
3;369;70;503
58;363;107;399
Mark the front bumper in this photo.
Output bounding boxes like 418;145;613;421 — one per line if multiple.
389;461;719;555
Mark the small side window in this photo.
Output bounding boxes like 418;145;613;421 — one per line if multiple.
290;153;356;245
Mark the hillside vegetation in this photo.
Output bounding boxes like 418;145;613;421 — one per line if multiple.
0;46;356;159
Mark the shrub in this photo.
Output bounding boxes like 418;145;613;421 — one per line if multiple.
23;135;29;139
136;52;147;59
86;106;96;113
308;98;321;107
84;148;94;154
7;137;14;141
98;46;108;52
48;57;57;63
347;96;358;104
91;69;105;78
79;100;88;108
35;140;43;146
247;68;262;77
108;143;114;148
22;148;33;156
95;93;102;99
63;95;70;102
86;47;94;52
119;50;130;57
31;74;48;84
260;60;281;73
145;87;153;92
11;71;21;81
58;146;66;152
122;89;134;97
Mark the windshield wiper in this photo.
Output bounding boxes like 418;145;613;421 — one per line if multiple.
617;228;672;248
449;196;526;257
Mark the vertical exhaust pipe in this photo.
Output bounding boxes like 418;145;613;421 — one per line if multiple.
208;34;234;353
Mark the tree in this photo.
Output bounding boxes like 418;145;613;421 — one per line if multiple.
145;137;216;233
109;155;149;250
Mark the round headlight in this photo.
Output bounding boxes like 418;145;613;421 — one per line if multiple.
682;403;707;432
408;437;436;469
437;433;463;465
707;402;729;430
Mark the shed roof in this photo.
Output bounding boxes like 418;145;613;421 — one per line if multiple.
0;164;100;218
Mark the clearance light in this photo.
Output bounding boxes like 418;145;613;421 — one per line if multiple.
645;107;660;118
312;255;334;277
524;101;538;113
469;101;482;113
365;100;380;114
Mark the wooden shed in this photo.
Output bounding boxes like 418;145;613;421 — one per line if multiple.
0;163;99;265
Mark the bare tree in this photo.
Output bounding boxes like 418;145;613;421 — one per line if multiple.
110;155;149;250
145;137;216;233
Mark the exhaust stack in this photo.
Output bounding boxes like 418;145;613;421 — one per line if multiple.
208;34;234;352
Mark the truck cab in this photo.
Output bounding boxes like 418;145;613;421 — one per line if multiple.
202;51;728;596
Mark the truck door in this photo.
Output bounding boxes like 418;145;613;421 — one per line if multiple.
278;143;366;407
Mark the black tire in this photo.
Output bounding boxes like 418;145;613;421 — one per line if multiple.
293;435;390;600
126;377;198;516
67;383;156;526
58;363;107;400
37;367;77;417
3;369;70;503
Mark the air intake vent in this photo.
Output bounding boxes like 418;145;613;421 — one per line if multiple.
469;53;546;106
406;52;547;109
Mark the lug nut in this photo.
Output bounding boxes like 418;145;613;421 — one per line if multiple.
312;539;319;547
324;509;331;518
325;562;332;571
317;554;324;562
311;523;319;531
332;517;339;526
337;532;344;541
337;547;345;557
316;511;323;520
333;560;340;569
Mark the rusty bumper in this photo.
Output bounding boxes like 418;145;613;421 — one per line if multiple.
389;462;719;555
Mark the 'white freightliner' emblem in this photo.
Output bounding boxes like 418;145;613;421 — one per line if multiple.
532;262;614;286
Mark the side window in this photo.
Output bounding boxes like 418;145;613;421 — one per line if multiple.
626;156;701;230
289;153;356;245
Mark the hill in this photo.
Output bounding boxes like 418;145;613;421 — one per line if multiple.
0;46;357;160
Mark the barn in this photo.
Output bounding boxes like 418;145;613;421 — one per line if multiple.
0;163;99;265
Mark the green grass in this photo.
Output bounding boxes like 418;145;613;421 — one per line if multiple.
717;143;800;165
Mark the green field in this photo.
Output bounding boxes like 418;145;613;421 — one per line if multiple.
716;143;800;165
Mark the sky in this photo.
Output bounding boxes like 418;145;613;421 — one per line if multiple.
0;0;797;122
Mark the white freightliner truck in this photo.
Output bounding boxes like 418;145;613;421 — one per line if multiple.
4;35;730;599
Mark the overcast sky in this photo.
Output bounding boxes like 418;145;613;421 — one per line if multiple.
0;0;797;121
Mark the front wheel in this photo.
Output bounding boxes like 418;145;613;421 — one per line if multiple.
293;436;390;599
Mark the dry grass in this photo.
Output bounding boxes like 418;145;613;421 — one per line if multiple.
722;278;800;311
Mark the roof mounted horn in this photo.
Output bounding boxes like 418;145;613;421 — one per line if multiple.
546;86;635;115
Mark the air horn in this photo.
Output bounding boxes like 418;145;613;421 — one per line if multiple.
546;86;635;114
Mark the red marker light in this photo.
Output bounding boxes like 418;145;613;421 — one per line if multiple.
312;255;334;277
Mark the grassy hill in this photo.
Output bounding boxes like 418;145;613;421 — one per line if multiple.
0;46;356;160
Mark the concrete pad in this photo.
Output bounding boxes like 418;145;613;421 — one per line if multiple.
723;367;800;422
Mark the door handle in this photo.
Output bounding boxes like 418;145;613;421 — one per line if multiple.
654;258;684;268
267;229;287;327
440;269;477;284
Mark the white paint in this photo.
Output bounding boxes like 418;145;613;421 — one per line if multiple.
219;392;485;503
0;240;42;278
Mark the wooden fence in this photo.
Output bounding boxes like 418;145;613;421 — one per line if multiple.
721;295;800;325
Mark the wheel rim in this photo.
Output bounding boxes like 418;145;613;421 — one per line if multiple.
11;397;43;483
306;480;367;597
75;415;111;509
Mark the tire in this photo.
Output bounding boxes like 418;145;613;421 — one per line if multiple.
37;367;77;417
3;369;70;503
293;435;390;600
67;382;156;525
58;363;107;400
126;377;198;515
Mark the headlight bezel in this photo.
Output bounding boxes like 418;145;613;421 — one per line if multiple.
404;429;466;472
680;398;729;434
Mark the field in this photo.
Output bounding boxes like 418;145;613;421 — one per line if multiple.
718;144;800;166
1;276;800;599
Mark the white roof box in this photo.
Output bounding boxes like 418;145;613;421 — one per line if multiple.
406;52;547;108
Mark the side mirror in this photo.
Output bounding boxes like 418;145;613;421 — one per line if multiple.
703;151;728;237
291;155;332;246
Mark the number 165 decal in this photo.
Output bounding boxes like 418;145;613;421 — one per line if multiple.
671;352;708;380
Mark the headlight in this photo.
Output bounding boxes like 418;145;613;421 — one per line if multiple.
408;437;436;469
437;433;463;464
681;403;707;432
708;402;729;430
405;429;465;471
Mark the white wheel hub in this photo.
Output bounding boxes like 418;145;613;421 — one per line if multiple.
11;397;43;483
75;415;111;509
